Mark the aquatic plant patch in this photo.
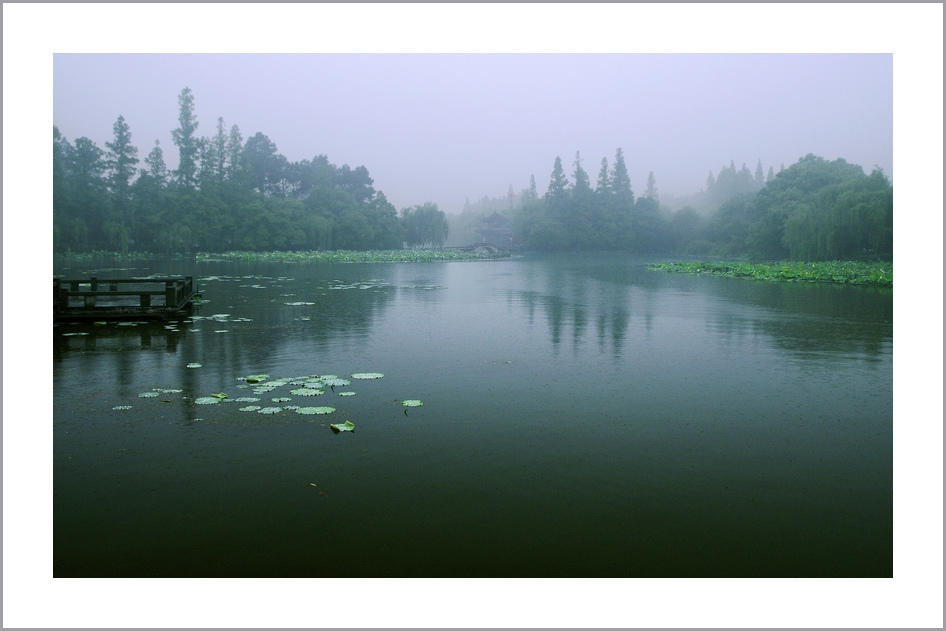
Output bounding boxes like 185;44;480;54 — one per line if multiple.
352;372;384;380
296;407;336;415
196;249;506;264
330;421;355;433
402;400;424;407
649;260;892;286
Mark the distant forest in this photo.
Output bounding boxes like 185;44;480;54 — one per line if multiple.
460;151;892;260
54;87;892;261
54;87;448;254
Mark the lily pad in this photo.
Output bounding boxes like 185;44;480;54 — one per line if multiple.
112;405;132;411
138;392;158;398
291;388;324;396
296;406;336;415
352;372;384;380
239;405;261;412
211;392;229;399
272;397;292;403
258;407;282;414
244;374;270;384
323;378;351;387
330;421;355;433
187;362;202;368
338;391;357;397
234;397;261;402
195;397;220;405
402;400;424;407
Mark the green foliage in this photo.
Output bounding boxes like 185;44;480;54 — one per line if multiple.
747;154;892;260
401;202;449;248
195;249;505;263
53;88;410;254
650;260;892;286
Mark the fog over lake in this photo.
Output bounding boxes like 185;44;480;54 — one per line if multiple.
4;3;943;629
52;52;892;214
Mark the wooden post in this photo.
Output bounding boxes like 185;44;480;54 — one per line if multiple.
141;293;151;308
166;281;176;308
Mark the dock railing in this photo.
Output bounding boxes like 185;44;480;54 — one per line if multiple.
54;276;197;315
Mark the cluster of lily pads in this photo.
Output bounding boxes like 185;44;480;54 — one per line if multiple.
114;369;423;434
649;260;892;286
196;249;504;264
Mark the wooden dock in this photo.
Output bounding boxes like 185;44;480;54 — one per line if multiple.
54;276;199;322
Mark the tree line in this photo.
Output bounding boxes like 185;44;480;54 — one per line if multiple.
54;87;891;262
53;87;449;254
508;150;892;260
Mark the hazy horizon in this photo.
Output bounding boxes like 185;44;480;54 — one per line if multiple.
53;53;892;214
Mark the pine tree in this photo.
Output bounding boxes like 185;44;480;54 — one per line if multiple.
172;87;199;187
104;115;138;197
596;157;611;194
226;124;244;183
143;140;168;185
610;148;633;202
545;156;569;200
644;171;658;200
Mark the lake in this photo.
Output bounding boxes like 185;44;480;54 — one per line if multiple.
53;253;892;577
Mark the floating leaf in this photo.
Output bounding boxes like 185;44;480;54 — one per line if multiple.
352;372;383;380
323;378;351;387
187;362;202;368
234;397;261;403
297;406;336;415
195;397;220;405
239;405;261;412
244;374;270;384
330;421;355;433
112;405;132;411
258;407;282;414
291;388;324;396
261;380;289;388
338;391;357;397
211;392;229;399
138;392;158;398
272;397;292;403
402;400;424;407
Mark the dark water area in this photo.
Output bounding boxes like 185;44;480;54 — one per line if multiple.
53;254;892;577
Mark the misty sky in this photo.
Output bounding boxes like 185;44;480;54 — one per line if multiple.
53;53;892;213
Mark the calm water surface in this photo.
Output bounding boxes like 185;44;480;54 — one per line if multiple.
53;254;892;577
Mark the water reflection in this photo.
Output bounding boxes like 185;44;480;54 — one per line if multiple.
512;257;891;362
